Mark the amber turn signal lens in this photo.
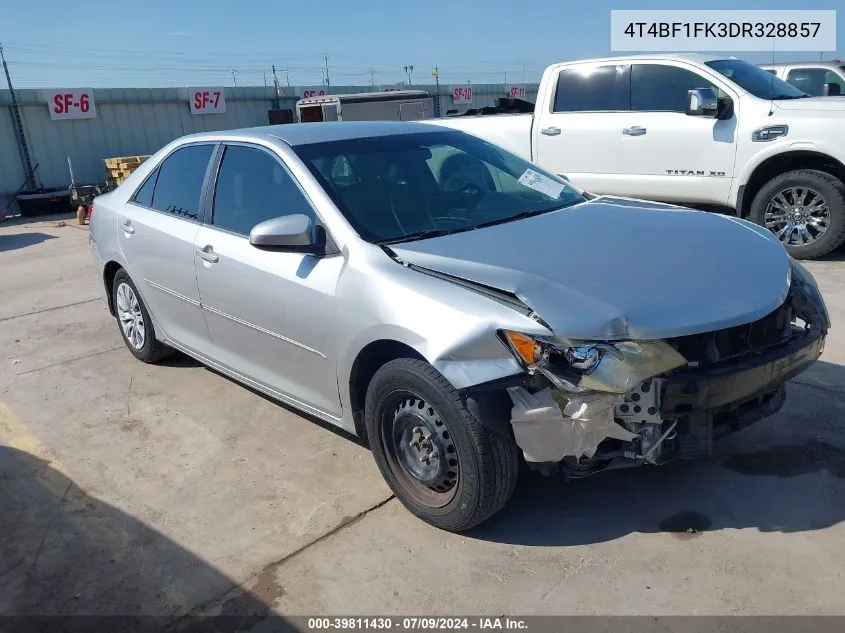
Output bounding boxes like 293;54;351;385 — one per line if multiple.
503;330;542;365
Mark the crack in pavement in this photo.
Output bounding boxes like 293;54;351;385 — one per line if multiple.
177;495;396;621
17;347;124;377
792;378;845;402
0;298;101;323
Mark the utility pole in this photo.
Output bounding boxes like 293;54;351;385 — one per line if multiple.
370;68;375;88
232;69;237;87
271;64;281;97
432;67;441;118
0;42;35;189
324;56;331;88
285;68;290;86
263;71;267;87
404;64;414;85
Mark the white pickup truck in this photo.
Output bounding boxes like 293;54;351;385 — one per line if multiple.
432;54;845;259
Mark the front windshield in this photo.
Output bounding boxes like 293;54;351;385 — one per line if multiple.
706;59;809;100
293;130;586;244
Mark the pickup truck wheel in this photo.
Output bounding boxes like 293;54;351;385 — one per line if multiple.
750;169;845;259
112;269;173;363
364;358;519;532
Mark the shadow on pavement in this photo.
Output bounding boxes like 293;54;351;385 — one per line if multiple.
471;359;845;546
0;445;295;630
0;232;57;253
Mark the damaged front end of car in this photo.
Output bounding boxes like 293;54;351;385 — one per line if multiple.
464;260;830;478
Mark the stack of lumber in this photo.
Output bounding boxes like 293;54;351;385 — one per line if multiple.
103;155;150;187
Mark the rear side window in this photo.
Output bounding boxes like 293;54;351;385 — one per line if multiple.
553;65;630;112
149;145;214;220
132;168;159;207
631;64;718;112
212;145;314;236
785;67;845;96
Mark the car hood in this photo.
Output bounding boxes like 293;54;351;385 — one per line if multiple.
775;96;845;112
391;197;791;340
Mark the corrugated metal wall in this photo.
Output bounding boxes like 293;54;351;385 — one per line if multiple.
0;83;539;194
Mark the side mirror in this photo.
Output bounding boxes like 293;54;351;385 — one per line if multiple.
686;88;719;117
822;82;842;97
249;214;320;251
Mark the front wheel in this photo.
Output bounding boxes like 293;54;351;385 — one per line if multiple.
364;358;519;532
750;169;845;259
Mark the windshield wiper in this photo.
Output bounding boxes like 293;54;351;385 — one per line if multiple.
473;206;565;230
376;228;463;245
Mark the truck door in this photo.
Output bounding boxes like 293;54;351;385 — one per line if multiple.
615;63;739;206
532;64;629;194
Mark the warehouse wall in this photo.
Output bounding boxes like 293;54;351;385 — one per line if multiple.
0;83;539;194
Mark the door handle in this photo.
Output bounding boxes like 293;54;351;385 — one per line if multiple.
122;220;135;234
540;126;561;136
622;126;647;136
196;246;219;264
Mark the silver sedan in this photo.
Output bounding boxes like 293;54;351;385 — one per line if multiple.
90;121;829;531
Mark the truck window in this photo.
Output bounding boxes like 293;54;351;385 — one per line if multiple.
785;68;845;96
553;65;630;112
631;65;717;112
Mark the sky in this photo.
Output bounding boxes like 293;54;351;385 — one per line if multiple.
1;0;843;89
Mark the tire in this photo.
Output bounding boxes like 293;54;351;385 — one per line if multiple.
364;358;519;532
749;169;845;259
112;269;173;363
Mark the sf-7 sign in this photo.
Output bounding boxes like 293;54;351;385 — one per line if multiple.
190;88;226;114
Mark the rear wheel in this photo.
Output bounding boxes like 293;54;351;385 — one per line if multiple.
112;269;173;363
364;358;519;532
750;169;845;259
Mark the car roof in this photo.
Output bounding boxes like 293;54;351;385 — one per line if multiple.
176;121;446;148
760;61;843;68
558;53;725;65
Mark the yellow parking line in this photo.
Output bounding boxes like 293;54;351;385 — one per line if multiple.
0;398;69;476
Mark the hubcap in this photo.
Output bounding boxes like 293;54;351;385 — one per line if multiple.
764;186;830;247
390;396;459;495
115;282;145;350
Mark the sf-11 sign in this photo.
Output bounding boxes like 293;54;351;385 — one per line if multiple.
190;88;226;114
507;85;527;99
452;86;473;105
49;90;96;120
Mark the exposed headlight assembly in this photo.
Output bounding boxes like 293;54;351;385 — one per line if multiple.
501;330;687;394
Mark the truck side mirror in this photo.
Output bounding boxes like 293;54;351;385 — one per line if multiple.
686;88;719;117
822;82;841;97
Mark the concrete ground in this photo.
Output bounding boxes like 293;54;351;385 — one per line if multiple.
2;213;845;618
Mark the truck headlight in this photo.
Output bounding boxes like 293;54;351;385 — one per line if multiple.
501;330;686;393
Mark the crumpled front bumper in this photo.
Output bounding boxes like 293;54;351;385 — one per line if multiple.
488;271;829;474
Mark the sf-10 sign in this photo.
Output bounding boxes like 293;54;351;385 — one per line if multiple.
49;90;96;120
190;88;226;114
452;86;473;105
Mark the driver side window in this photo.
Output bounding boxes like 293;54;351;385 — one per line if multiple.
212;145;315;236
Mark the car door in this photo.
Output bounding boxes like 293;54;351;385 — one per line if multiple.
532;63;630;193
117;144;215;357
193;143;344;418
615;63;739;206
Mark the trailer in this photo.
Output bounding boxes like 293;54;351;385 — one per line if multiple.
296;90;433;123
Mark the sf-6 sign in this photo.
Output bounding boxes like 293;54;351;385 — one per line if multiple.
48;89;96;120
189;88;226;114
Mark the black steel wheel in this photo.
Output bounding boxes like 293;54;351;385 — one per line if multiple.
364;358;519;532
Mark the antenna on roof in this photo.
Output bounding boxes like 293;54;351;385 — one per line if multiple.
768;40;776;116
